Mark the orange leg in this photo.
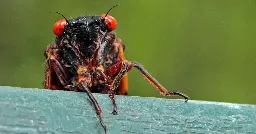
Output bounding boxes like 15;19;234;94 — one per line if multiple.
131;62;189;101
80;81;106;133
108;60;189;114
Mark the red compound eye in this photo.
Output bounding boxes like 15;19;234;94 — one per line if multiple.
101;14;117;31
53;19;66;36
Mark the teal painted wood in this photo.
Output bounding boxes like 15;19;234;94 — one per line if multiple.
0;86;255;134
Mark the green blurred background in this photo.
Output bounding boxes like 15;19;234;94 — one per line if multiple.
0;0;256;104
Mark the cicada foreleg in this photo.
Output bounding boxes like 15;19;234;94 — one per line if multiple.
80;81;107;133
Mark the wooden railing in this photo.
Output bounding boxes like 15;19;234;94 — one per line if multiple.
0;86;255;133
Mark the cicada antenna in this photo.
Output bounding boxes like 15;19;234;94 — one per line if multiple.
56;12;69;26
104;4;119;17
